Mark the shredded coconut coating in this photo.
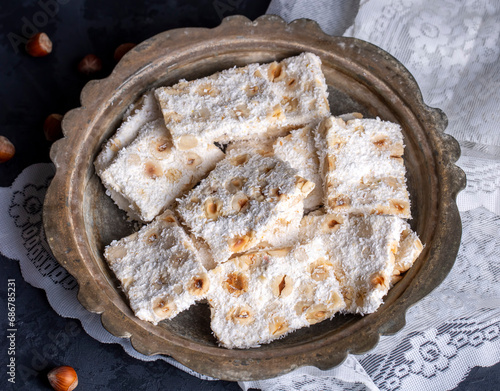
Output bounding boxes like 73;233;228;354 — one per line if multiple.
300;213;406;314
227;124;324;211
315;116;411;217
273;124;324;211
177;150;315;264
95;52;425;344
257;202;304;250
154;52;330;149
95;90;161;175
99;119;224;222
207;238;345;349
104;210;209;324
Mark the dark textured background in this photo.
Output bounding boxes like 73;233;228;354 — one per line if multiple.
1;0;499;390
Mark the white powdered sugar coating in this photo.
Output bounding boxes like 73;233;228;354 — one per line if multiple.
315;116;411;217
99;119;224;222
207;238;345;349
104;211;209;325
154;52;330;147
177;150;314;264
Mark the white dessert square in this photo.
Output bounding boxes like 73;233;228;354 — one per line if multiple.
104;210;209;324
99;118;224;222
315;116;410;217
177;150;314;264
154;52;330;149
95;90;161;175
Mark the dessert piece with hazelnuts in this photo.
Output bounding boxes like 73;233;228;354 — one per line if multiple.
177;149;315;264
98;118;224;222
207;237;345;349
104;210;211;324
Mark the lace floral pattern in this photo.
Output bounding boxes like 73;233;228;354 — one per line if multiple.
345;0;500;147
405;329;457;379
360;317;500;390
6;172;77;290
9;183;46;228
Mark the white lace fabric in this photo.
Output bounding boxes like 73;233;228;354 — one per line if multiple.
344;0;500;148
1;1;500;390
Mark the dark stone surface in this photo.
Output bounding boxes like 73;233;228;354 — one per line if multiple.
1;1;499;390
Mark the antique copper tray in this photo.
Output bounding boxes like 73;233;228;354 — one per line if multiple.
43;15;466;381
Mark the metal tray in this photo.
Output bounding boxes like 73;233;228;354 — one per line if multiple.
43;15;466;381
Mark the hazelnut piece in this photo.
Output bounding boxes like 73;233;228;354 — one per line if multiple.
223;272;248;296
0;136;15;163
114;43;136;62
188;274;210;296
153;297;177;319
26;32;52;57
43;114;63;142
269;316;288;336
77;54;103;75
47;365;78;391
227;305;254;325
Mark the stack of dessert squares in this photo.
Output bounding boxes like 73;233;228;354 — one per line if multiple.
96;52;423;349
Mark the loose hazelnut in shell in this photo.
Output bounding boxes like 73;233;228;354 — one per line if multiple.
25;32;52;57
43;114;64;142
47;365;78;391
114;43;136;61
77;54;103;75
0;136;15;163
